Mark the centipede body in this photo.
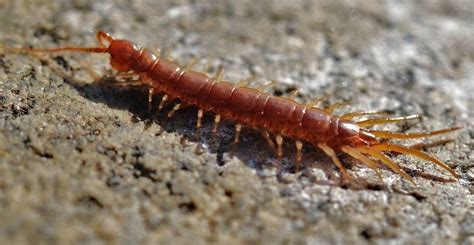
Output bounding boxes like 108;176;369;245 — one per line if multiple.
4;31;461;185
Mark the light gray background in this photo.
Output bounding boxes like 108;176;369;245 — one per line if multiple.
0;0;473;244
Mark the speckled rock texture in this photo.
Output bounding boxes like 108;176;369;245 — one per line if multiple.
0;0;473;244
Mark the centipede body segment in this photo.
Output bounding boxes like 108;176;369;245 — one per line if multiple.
4;31;461;185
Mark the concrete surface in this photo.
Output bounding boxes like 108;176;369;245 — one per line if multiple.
0;0;473;244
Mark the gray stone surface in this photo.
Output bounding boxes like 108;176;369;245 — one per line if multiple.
0;0;473;244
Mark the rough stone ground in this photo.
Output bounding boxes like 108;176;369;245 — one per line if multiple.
0;0;473;244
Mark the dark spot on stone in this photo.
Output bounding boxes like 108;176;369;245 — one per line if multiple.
409;192;426;202
360;228;373;240
53;56;70;71
76;195;104;209
178;201;197;213
106;174;121;188
133;162;157;181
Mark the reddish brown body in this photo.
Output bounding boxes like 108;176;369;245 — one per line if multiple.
8;31;460;185
108;38;374;149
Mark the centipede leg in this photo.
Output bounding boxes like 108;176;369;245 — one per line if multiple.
185;57;198;71
260;130;276;153
357;115;420;127
368;143;459;178
257;81;276;92
236;76;254;88
211;114;221;144
369;127;460;139
276;135;284;173
340;111;390;120
356;147;415;184
212;115;221;134
295;140;303;173
158;94;168;111
195;109;204;142
318;143;354;182
407;139;455;151
341;146;384;183
230;123;242;157
148;87;154;111
215;66;224;82
167;103;181;118
288;90;299;100
234;124;242;144
325;100;351;113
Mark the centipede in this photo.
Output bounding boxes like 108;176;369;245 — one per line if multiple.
3;31;461;185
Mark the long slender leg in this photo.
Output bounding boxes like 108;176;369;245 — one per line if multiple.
185;58;198;71
167;103;181;118
260;130;276;153
212;114;221;134
202;63;211;76
317;143;354;181
356;147;415;184
369;127;460;139
276;135;284;173
341;111;390;120
211;114;222;144
214;66;224;82
368;143;459;178
158;94;168;111
288;90;299;100
148;87;154;111
408;139;455;151
306;94;329;108
196;109;204;129
236;77;253;87
257;81;276;92
341;146;384;182
357;115;420;127
234;124;242;144
195;109;204;142
325;100;351;113
230;124;242;156
295;140;303;173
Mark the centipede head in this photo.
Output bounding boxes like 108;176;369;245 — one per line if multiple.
95;31;143;72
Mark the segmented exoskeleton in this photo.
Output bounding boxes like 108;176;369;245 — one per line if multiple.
4;31;460;184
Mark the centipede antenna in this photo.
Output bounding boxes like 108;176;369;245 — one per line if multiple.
4;45;108;55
